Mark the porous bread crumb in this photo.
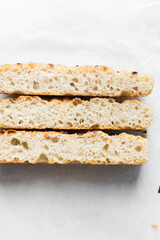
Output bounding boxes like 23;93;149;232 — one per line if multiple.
0;131;149;164
0;63;154;96
0;96;153;130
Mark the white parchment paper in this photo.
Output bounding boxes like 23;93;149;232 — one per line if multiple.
0;0;159;239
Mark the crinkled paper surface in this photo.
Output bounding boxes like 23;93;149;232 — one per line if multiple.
0;0;159;239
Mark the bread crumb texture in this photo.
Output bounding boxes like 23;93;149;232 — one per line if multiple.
0;131;149;164
0;63;154;96
0;96;153;130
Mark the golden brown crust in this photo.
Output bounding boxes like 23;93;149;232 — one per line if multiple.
0;95;151;105
0;160;148;164
0;63;154;97
0;129;144;138
0;129;146;141
0;63;114;73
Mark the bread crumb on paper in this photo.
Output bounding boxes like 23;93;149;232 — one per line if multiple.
151;224;158;229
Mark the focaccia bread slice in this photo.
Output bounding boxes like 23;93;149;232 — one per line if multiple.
0;130;149;164
0;96;153;130
0;63;154;96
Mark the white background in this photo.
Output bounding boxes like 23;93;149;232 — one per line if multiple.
0;0;159;239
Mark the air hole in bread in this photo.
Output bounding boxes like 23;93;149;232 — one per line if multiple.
102;138;108;142
44;145;49;150
58;120;63;124
138;120;141;124
49;79;52;83
51;137;59;143
115;150;119;156
19;120;23;124
38;153;48;162
121;90;130;96
11;138;20;146
72;78;78;83
133;87;138;91
29;120;34;125
110;87;113;91
25;97;32;101
76;113;81;117
75;87;79;91
117;88;120;91
145;114;149;118
0;110;4;113
68;70;72;74
121;141;125;145
72;99;82;106
58;157;63;161
45;136;50;140
33;81;39;90
135;106;139;110
135;146;142;152
83;73;86;77
91;124;99;129
102;144;109;151
67;122;73;127
48;85;53;89
108;99;114;103
101;102;106;107
70;82;75;86
93;85;98;91
106;158;110;163
6;105;10;108
85;81;88;85
79;118;84;124
8;115;12;119
11;82;14;86
22;141;29;150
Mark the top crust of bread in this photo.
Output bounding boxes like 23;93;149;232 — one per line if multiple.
0;63;154;96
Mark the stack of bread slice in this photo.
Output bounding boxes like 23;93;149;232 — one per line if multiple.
0;63;154;164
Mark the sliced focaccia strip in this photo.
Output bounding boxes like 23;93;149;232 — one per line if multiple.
0;130;149;164
0;96;153;130
0;63;154;96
